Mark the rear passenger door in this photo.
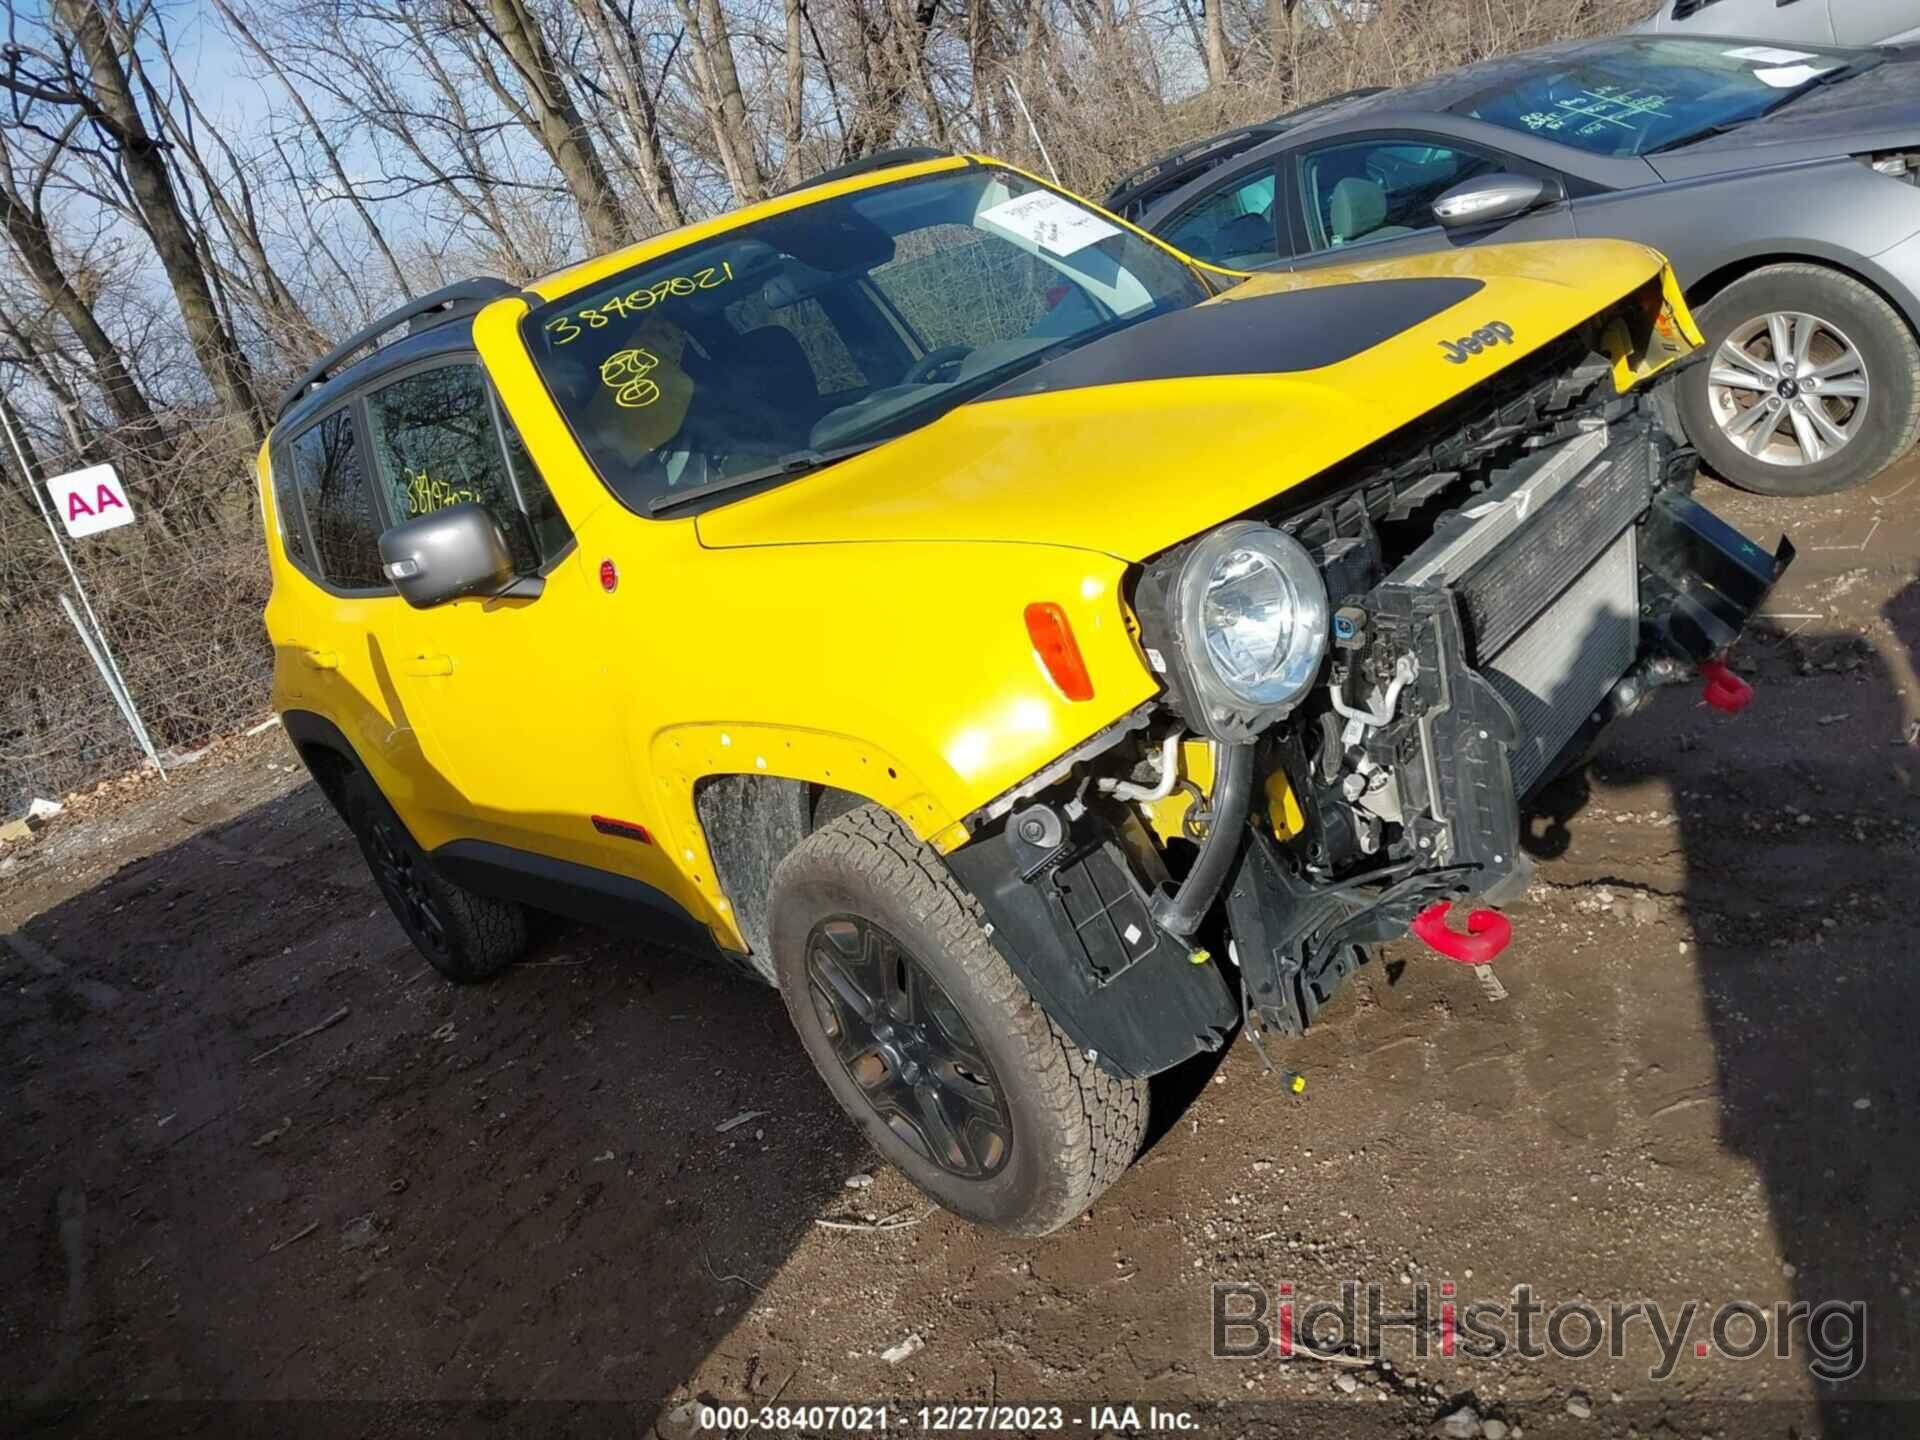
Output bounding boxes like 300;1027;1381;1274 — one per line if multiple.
268;403;415;784
1286;133;1577;272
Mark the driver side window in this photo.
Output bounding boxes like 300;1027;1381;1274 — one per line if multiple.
1297;139;1501;252
363;363;570;574
1164;170;1282;269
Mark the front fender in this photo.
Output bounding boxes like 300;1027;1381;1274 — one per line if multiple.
632;536;1160;950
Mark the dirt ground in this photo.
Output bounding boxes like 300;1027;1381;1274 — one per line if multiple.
4;453;1918;1440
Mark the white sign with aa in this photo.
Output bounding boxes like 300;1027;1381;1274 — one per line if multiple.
47;463;135;538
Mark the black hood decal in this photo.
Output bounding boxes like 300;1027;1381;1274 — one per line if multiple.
987;276;1484;400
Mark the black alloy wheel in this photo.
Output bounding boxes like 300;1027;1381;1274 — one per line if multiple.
365;812;451;962
805;915;1011;1179
770;804;1147;1234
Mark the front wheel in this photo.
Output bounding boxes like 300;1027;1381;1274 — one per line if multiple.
1678;263;1920;496
768;807;1148;1236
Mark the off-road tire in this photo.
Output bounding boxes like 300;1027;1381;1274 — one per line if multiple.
342;770;527;983
1679;264;1920;496
769;806;1148;1236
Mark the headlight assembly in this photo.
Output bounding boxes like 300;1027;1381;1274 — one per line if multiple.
1144;521;1330;742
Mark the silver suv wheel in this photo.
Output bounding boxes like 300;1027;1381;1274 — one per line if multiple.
1707;310;1870;468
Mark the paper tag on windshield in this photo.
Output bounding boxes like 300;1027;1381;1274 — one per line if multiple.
1722;45;1816;63
1751;62;1837;88
980;191;1120;256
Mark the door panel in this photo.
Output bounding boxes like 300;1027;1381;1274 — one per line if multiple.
1830;0;1903;44
269;407;424;804
358;361;675;889
384;538;673;887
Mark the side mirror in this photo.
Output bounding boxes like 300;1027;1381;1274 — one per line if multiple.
378;502;517;610
1432;173;1564;229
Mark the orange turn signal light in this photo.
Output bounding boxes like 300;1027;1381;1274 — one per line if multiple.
1024;602;1094;702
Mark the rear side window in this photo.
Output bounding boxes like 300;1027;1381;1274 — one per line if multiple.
363;363;570;572
286;409;384;590
267;446;311;568
724;290;866;395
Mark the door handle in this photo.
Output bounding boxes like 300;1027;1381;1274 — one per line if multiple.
301;648;340;671
402;654;455;678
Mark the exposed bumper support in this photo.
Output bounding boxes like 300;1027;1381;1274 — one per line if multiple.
947;808;1240;1079
1640;488;1796;665
1229;466;1791;1038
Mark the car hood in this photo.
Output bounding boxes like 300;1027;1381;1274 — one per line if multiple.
695;240;1677;563
1647;54;1920;180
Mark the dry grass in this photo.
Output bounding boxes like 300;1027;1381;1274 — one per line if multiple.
1;423;271;810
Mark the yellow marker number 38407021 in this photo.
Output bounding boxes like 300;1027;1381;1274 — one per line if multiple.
544;262;734;346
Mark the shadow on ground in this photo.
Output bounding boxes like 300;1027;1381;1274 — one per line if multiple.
1;780;870;1435
1524;581;1920;1436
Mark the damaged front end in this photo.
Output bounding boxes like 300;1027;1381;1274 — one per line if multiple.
950;284;1793;1081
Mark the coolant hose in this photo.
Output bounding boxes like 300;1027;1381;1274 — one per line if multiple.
1150;741;1256;939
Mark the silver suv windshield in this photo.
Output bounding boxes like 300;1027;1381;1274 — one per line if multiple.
522;166;1208;514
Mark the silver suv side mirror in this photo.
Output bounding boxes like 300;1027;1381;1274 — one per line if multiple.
1432;173;1564;229
378;502;517;609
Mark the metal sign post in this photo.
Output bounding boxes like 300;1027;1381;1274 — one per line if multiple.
58;591;164;777
0;403;167;782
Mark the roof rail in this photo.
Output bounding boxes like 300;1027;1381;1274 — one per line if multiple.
274;277;519;425
1102;86;1391;217
778;146;955;196
1103;127;1271;215
1259;85;1387;127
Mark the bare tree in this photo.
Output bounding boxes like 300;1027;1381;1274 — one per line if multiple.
781;0;808;185
672;0;769;201
0;125;156;438
210;0;414;301
1204;0;1232;86
15;0;265;432
570;0;688;226
456;0;633;250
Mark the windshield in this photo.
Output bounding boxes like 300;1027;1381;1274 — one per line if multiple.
522;167;1208;513
1458;37;1875;157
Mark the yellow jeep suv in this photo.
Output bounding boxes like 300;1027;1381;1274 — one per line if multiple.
261;151;1789;1235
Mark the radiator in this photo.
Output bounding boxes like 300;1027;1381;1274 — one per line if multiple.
1485;529;1639;793
1387;423;1651;795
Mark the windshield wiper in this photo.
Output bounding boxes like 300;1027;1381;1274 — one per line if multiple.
1648;61;1866;153
646;443;877;515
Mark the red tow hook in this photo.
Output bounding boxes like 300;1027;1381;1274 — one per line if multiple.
1699;658;1754;714
1411;901;1513;965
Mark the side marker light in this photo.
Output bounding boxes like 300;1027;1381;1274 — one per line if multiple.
1024;602;1094;702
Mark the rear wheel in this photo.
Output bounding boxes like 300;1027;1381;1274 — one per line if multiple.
769;806;1148;1235
343;771;527;982
1679;264;1920;495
